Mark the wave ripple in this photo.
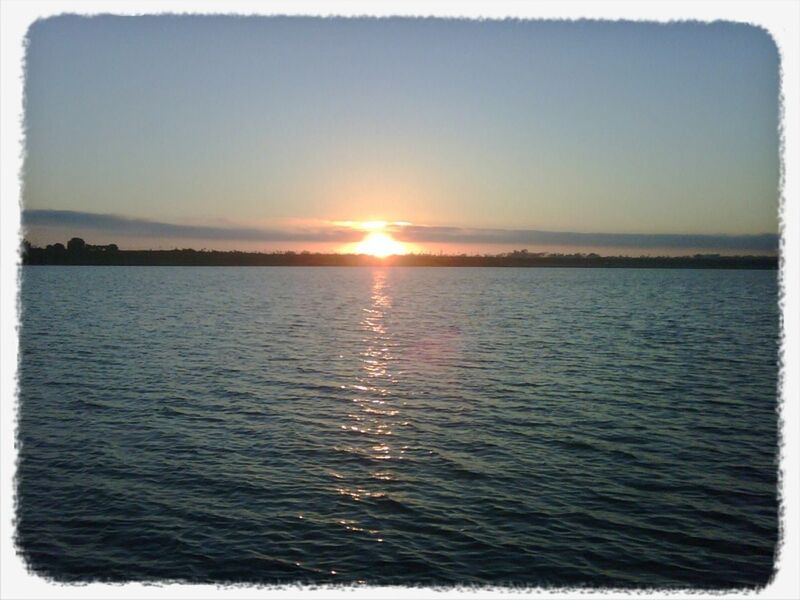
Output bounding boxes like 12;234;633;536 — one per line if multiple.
17;266;779;588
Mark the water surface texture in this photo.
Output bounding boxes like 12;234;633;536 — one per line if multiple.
17;267;779;587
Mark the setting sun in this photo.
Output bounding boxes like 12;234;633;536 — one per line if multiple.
354;232;408;257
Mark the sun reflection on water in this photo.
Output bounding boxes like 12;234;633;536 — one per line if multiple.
332;269;407;539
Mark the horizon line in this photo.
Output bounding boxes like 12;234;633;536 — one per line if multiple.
22;238;778;260
22;209;780;252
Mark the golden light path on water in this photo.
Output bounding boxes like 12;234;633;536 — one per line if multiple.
333;269;407;527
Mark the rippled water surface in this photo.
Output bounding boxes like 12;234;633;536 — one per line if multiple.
17;266;779;587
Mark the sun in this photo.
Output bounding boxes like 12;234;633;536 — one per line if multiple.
336;219;415;256
354;232;407;258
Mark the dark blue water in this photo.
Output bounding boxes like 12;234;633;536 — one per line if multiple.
17;266;779;587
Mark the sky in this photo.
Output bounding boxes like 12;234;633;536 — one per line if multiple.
22;16;780;255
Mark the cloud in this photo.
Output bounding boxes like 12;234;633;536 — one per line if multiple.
22;209;361;242
23;209;778;252
390;224;779;251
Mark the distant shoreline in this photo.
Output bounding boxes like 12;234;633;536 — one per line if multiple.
21;240;778;269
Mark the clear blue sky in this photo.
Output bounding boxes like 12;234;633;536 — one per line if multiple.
22;16;780;254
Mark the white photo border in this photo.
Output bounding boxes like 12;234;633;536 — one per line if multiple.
1;2;797;599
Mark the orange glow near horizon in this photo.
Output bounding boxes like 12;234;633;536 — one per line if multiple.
354;232;408;257
334;220;417;258
337;220;416;256
334;220;411;231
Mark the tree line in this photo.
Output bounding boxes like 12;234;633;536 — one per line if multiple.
20;238;778;269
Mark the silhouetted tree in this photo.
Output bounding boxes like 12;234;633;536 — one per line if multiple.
42;243;66;263
67;237;86;254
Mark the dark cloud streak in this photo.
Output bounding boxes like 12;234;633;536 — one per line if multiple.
392;224;779;251
23;209;361;242
23;209;778;252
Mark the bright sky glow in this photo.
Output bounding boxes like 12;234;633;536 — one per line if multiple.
352;231;410;257
21;17;780;255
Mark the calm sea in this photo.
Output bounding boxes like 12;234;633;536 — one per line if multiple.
16;266;779;587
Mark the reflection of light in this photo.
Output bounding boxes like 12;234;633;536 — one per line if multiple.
354;232;407;258
361;220;388;231
329;268;409;553
336;487;389;501
333;220;411;231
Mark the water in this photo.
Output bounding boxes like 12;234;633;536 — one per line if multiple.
16;266;779;587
